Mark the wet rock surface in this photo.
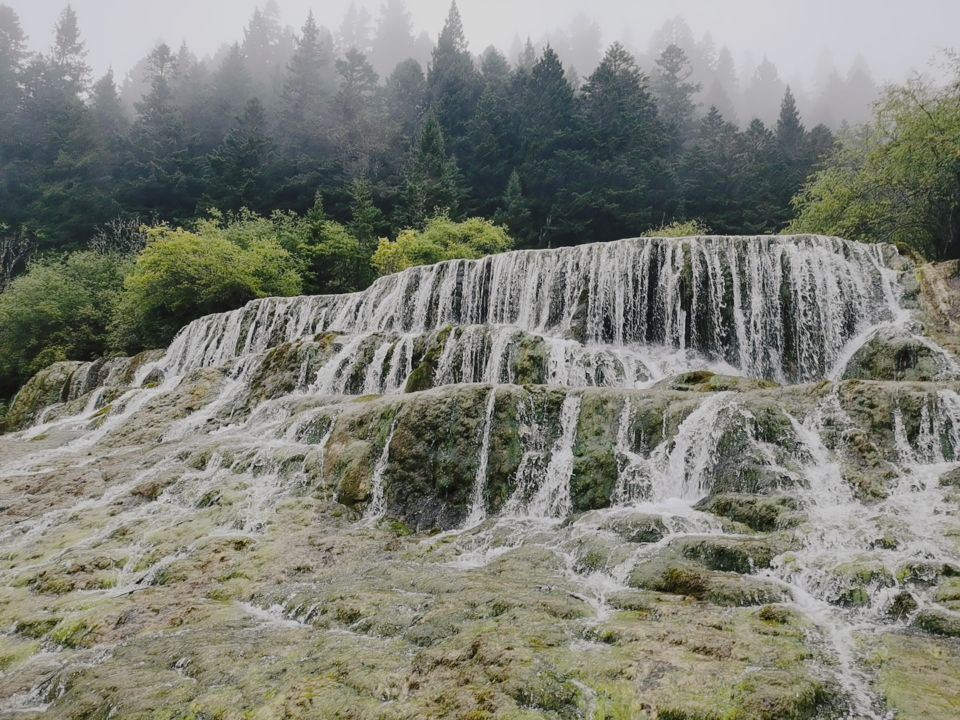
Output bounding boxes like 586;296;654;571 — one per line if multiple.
2;237;960;719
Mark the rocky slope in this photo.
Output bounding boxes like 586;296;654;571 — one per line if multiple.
1;235;959;720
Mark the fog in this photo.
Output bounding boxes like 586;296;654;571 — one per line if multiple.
13;0;959;85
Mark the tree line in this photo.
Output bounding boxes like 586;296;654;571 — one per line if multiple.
0;2;836;267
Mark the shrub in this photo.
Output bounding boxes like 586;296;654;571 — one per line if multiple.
0;251;129;398
110;225;301;352
372;216;513;276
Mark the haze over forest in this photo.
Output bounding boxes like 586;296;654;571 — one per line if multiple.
12;0;960;129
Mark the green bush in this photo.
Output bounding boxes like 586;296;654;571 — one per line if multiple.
372;216;513;276
110;225;301;352
0;251;130;397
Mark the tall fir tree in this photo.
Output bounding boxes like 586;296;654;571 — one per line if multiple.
427;2;480;149
204;98;271;213
125;43;196;222
369;0;417;77
335;48;380;178
277;12;337;209
573;43;668;240
651;44;700;151
398;114;465;227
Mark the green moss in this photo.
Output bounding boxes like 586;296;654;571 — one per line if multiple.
15;617;60;639
51;619;95;649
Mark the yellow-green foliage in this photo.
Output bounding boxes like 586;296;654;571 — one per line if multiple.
372;217;513;276
111;224;302;351
642;219;712;238
790;55;960;260
0;251;129;396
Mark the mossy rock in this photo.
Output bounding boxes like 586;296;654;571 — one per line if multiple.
629;560;786;606
599;512;668;544
678;536;779;574
914;609;960;638
5;360;83;431
696;493;801;532
842;327;950;382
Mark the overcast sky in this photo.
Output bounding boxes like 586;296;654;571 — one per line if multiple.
9;0;960;84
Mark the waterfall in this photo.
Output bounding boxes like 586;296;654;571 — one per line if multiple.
365;416;400;522
463;389;497;528
525;394;582;519
133;236;906;395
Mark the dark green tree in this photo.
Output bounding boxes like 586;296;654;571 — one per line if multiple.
426;2;480;147
651;44;700;151
398;115;465;227
571;42;668;239
125;43;196;222
203;98;270;213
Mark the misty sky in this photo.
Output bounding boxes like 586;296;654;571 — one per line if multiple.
10;0;960;85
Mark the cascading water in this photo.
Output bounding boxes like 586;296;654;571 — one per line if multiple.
4;235;960;718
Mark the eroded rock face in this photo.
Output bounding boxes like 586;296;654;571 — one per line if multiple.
2;237;960;719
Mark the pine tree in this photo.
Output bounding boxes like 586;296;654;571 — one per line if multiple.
495;170;533;242
399;115;465;227
50;5;89;97
347;178;386;253
370;0;417;77
91;69;127;138
335;48;380;177
679;107;741;231
651;44;700;150
0;5;27;156
776;87;805;161
204;98;270;212
744;57;785;126
242;2;284;99
280;12;334;129
574;42;666;239
738;118;788;232
515;46;578;246
126;43;195;221
204;43;252;149
277;12;337;209
427;2;480;146
339;3;372;54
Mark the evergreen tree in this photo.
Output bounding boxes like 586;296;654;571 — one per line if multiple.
513;46;578;246
91;69;128;138
427;2;480;146
572;43;667;239
277;12;337;209
204;43;252;149
0;3;27;224
776;87;805;161
369;0;417;77
679;107;741;231
204;98;270;213
703;46;738;124
125;43;195;221
495;170;533;241
50;5;89;97
280;12;334;129
339;3;372;54
242;1;285;101
0;4;26;135
744;57;785;126
651;44;700;150
335;48;380;177
738;118;788;231
398;115;465;227
347;178;387;253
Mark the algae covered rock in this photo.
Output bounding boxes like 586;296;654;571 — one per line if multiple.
4;360;83;431
842;326;952;381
